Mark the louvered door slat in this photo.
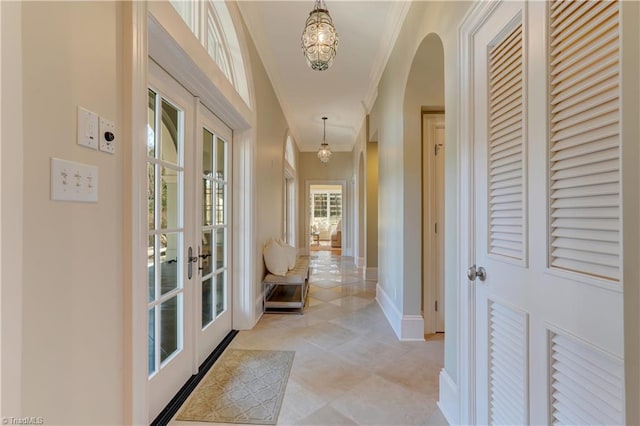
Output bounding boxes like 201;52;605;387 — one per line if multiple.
549;332;624;425
551;86;618;126
488;21;525;262
551;206;618;218
491;169;521;184
548;0;620;282
550;137;617;162
551;227;618;243
550;1;606;44
551;11;618;68
550;3;617;55
489;300;528;425
551;53;617;95
552;217;617;231
551;172;618;191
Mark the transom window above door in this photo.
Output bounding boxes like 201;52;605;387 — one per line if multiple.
169;0;249;106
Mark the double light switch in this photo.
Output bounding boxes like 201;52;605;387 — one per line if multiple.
77;106;116;154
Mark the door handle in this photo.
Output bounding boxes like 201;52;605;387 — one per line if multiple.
187;246;199;279
467;264;487;282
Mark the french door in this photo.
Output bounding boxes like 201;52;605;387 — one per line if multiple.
147;60;232;420
196;106;232;364
469;1;624;424
147;60;195;420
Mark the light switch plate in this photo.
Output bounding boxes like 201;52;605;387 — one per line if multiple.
77;106;99;150
99;117;116;154
51;158;98;202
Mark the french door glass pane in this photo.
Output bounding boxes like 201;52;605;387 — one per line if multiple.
216;138;226;179
161;167;180;230
216;271;225;316
202;277;213;327
160;233;180;295
147;90;156;158
147;88;185;378
215;228;225;270
203;179;213;226
160;296;179;363
148;164;155;230
148;307;156;375
148;235;155;302
215;183;225;225
201;231;212;275
203;129;213;174
161;100;180;164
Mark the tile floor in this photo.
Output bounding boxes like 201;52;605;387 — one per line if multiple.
172;252;446;425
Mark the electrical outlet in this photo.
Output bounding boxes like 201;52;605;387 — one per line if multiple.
77;106;99;150
51;158;98;203
99;117;116;154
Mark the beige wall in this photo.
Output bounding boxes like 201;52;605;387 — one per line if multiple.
372;0;471;377
366;142;378;270
351;120;367;264
245;18;293;290
12;2;124;424
1;1;24;418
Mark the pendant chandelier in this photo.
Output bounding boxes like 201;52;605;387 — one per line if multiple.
301;0;339;71
317;117;332;164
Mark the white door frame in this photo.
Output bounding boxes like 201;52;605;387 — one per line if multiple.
423;113;445;335
304;180;348;254
124;3;257;424
457;2;503;424
457;1;640;424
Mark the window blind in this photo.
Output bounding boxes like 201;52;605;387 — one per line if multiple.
549;0;620;281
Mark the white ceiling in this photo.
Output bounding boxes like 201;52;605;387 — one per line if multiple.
237;1;410;152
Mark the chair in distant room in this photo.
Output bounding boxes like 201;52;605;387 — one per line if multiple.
330;221;342;248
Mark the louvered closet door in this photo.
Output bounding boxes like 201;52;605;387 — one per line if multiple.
471;1;624;425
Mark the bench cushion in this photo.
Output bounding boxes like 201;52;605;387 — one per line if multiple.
263;256;309;284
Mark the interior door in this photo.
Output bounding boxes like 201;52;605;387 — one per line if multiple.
196;105;232;364
471;1;624;424
423;114;445;334
147;60;196;420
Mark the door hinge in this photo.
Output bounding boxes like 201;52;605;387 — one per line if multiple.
435;143;443;156
435;222;438;234
435;300;438;312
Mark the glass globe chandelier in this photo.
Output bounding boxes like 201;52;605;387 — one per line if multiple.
317;117;332;164
301;0;339;71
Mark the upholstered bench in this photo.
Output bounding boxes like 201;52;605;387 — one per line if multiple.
263;255;310;314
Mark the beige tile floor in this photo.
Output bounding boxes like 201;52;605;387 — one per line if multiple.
172;252;446;426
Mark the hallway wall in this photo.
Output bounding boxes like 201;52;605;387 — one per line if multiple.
0;1;296;423
246;16;298;314
7;2;125;423
370;0;471;371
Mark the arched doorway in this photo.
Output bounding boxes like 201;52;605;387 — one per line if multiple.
405;33;446;335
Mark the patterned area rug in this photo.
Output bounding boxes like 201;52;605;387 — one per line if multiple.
177;349;295;425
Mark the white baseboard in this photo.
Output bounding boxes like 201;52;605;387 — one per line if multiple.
437;369;459;426
366;267;378;280
401;315;425;341
376;284;425;341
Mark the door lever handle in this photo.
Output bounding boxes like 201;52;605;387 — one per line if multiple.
187;246;198;279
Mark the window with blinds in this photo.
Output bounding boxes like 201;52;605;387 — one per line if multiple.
487;21;526;261
548;0;620;281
